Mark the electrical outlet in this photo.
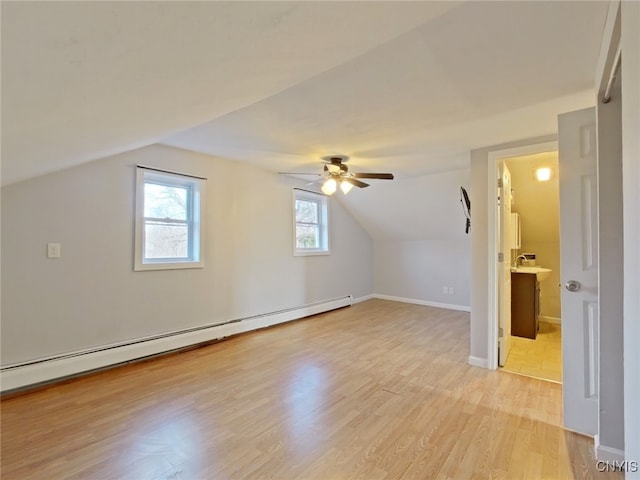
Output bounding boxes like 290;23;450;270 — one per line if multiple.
47;243;61;258
442;286;448;294
448;287;454;295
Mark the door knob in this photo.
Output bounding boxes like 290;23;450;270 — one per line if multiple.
565;280;581;292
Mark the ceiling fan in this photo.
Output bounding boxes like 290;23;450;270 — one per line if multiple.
279;155;394;195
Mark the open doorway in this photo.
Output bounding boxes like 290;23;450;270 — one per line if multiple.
486;139;558;374
499;152;562;383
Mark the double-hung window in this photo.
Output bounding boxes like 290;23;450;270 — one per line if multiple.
134;167;205;270
293;189;329;256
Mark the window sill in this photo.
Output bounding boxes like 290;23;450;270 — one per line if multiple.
134;260;205;271
294;250;331;257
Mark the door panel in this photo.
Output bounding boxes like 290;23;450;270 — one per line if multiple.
558;107;598;436
581;174;598;269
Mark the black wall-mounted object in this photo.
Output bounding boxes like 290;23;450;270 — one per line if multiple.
460;187;471;234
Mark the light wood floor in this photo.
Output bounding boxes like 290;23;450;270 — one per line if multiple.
1;299;618;479
502;321;563;383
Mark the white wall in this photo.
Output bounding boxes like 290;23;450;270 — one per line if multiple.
596;47;624;454
374;240;470;308
621;0;640;473
367;169;471;309
1;144;373;366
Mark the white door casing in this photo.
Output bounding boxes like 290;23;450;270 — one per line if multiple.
498;162;513;367
558;106;598;436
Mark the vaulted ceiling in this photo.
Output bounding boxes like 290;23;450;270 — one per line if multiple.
1;1;608;239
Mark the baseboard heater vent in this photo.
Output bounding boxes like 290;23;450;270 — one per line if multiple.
1;295;352;392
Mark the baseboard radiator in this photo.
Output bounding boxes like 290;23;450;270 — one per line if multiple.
0;295;352;393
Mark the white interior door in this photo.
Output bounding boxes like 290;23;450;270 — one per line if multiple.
558;106;598;436
498;162;513;367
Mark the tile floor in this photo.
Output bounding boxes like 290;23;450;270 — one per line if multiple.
502;321;562;383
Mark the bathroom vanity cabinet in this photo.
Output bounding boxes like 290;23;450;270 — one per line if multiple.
511;272;539;339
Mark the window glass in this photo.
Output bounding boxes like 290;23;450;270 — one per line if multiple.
296;224;320;249
144;183;188;220
295;199;318;224
144;223;189;259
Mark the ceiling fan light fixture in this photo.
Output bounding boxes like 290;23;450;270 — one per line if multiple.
321;178;337;195
340;180;353;194
280;155;393;194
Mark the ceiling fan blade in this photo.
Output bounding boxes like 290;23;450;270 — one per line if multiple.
278;172;322;176
344;178;369;188
352;173;394;180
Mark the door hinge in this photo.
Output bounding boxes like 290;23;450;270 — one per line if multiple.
499;327;504;338
497;178;503;188
498;252;504;262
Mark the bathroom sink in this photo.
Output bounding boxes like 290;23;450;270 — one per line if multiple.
511;266;552;281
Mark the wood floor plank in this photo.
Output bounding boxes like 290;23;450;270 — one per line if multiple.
1;299;621;479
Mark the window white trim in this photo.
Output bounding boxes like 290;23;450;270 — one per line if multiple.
293;189;330;256
134;167;206;271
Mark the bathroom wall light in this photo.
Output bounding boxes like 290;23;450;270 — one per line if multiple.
535;167;553;182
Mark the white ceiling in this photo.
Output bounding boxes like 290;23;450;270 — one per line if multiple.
1;1;608;240
1;1;458;185
164;1;607;179
2;1;608;186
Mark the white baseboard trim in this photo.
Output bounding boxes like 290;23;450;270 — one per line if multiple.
352;294;375;304
0;296;352;393
468;356;489;368
595;434;626;462
373;294;471;312
540;316;561;325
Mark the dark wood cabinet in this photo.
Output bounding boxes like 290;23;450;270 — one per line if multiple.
511;272;539;339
